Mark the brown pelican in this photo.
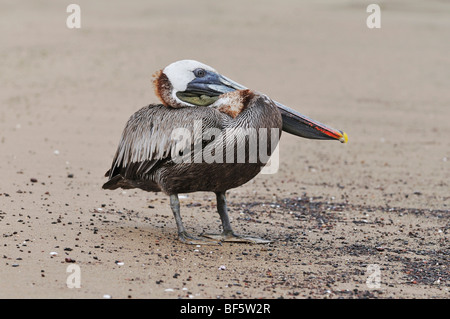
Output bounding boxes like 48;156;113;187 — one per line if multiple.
103;60;348;245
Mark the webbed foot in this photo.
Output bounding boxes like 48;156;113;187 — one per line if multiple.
202;231;272;244
177;231;221;245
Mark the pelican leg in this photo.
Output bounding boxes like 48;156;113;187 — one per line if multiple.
169;194;219;245
202;192;272;244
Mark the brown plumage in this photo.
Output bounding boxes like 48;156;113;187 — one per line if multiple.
104;90;281;194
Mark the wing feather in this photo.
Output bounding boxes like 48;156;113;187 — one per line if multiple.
105;104;224;182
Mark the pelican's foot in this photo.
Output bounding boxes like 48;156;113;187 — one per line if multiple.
202;231;272;244
177;231;221;245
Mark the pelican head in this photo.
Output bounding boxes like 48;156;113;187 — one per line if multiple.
154;60;239;108
153;59;348;143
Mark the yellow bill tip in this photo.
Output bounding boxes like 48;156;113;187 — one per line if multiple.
339;132;348;144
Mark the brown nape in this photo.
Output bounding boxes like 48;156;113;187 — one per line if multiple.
217;89;255;118
152;70;180;107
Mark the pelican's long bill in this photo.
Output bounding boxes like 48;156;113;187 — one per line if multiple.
275;101;348;143
182;71;348;143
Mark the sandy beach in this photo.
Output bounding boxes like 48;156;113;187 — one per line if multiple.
0;0;449;299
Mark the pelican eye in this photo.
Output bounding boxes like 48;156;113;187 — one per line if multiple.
193;68;206;78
